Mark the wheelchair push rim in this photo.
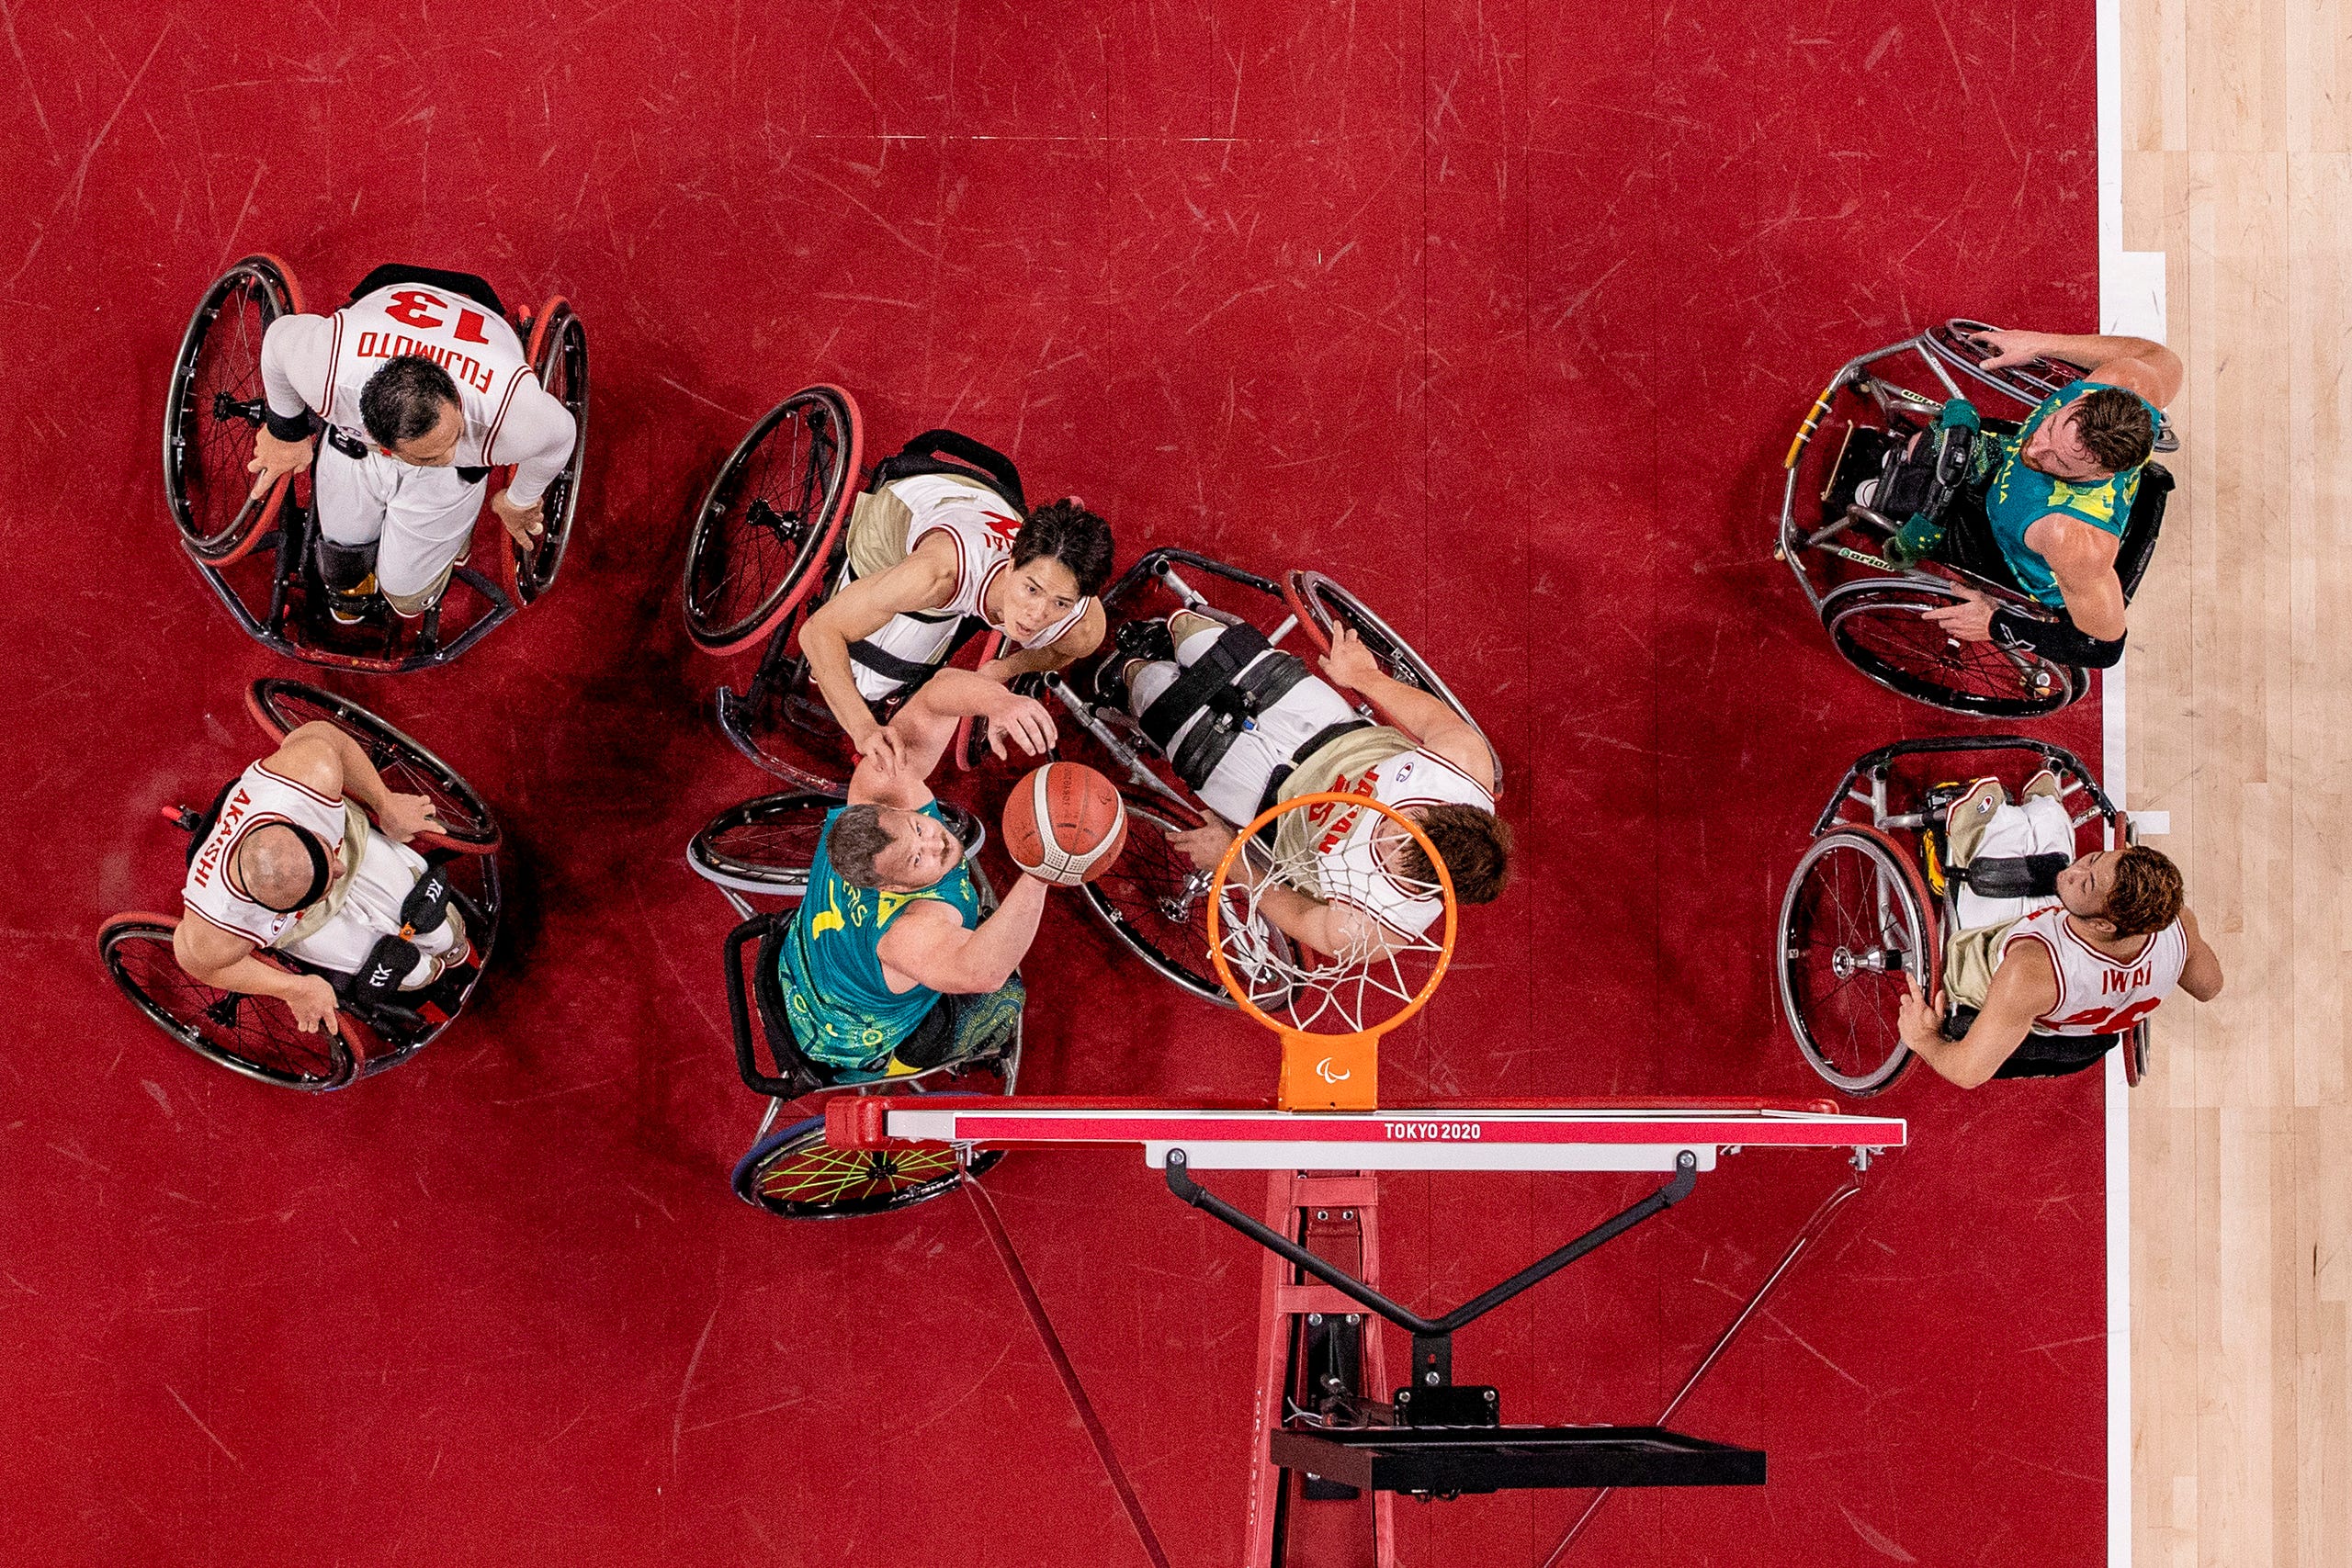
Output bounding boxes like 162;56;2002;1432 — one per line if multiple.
164;254;306;566
1822;581;2086;718
244;679;503;853
506;299;588;607
1080;792;1298;1010
689;792;986;897
1281;570;1504;797
684;385;863;655
98;915;359;1090
1778;828;1935;1097
730;1113;998;1218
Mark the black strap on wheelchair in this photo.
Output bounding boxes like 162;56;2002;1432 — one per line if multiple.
1255;718;1375;819
456;466;490;484
398;861;457;937
345;263;508;319
1941;1004;2119;1078
323;425;370;461
341;931;423;1010
872;428;1028;517
846;615;991;699
1957;852;2070;900
1137;623;1315;790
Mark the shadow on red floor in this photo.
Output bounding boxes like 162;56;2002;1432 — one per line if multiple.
0;2;2106;1563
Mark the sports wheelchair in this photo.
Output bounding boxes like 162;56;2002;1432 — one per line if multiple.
683;389;1046;789
688;791;1022;1219
164;256;589;672
1776;734;2147;1096
1777;319;2174;717
96;680;503;1090
1032;547;1502;1009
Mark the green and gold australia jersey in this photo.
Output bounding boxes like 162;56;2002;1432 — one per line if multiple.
778;803;983;1070
1982;379;2153;606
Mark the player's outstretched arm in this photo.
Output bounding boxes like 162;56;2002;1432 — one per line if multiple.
266;723;439;843
799;539;960;761
1971;328;2184;409
1317;628;1497;786
251;313;329;498
488;385;577;547
172;917;343;1035
2178;907;2225;1001
1897;957;2049;1089
876;878;1052;996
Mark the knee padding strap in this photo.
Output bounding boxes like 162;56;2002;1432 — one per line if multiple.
1136;623;1310;789
1959;852;2069;900
343;931;423;1008
316;536;379;593
398;863;456;937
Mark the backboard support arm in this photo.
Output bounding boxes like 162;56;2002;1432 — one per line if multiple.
1163;1146;1702;1402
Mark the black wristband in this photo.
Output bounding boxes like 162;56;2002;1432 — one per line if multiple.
1989;606;2126;670
264;405;316;443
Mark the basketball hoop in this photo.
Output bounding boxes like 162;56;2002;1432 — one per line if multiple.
1206;790;1458;1111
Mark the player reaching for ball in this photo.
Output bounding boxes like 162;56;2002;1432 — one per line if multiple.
775;668;1066;1077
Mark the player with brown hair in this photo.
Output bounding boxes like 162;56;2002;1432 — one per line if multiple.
1896;779;2222;1088
1917;326;2185;671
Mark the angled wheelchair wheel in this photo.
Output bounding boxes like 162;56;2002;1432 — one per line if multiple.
508;299;588;606
164;255;306;565
99;915;358;1090
1823;581;2085;718
1082;794;1297;1009
1282;570;1504;796
689;792;986;896
244;680;501;853
684;386;863;655
731;1114;990;1218
1778;829;1935;1096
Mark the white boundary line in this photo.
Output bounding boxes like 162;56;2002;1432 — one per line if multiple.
2096;0;2169;1554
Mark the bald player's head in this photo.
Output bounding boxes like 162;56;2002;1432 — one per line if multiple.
237;823;332;912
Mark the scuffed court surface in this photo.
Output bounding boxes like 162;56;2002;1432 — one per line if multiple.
0;3;2106;1562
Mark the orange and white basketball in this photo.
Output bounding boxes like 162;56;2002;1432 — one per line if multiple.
1002;762;1127;886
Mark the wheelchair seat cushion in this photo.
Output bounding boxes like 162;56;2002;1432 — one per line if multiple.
345;262;508;320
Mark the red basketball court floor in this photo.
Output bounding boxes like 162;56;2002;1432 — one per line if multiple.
1;3;2108;1562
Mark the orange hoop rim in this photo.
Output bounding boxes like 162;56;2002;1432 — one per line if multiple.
1204;789;1459;1042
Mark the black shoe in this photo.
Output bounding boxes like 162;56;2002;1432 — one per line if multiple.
1115;615;1176;664
1073;649;1137;709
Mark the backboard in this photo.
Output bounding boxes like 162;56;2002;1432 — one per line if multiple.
824;1097;1907;1173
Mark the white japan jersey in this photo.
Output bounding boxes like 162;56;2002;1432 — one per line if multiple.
1301;743;1495;938
182;762;353;948
2000;904;2188;1036
848;473;1092;700
260;284;575;503
891;473;1091;647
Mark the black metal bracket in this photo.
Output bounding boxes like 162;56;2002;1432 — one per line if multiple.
1162;1148;1702;1403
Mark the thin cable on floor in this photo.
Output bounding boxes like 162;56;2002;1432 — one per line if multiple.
964;1175;1172;1568
1538;1172;1871;1568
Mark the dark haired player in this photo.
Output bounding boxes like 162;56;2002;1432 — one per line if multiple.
1920;326;2184;669
1897;777;2222;1087
777;669;1068;1076
799;476;1114;773
248;266;578;621
173;722;460;1036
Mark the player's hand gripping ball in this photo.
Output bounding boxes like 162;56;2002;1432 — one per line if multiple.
1002;762;1127;886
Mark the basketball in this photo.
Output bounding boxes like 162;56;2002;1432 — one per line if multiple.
1002;762;1127;886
